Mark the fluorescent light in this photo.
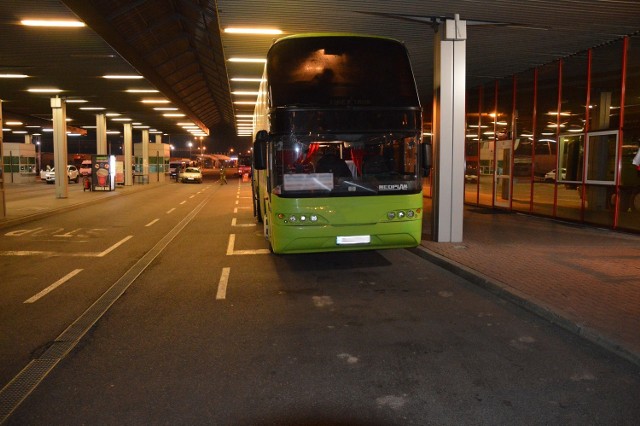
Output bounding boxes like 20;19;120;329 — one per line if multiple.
224;28;283;35
231;77;263;82
80;107;106;110
106;131;121;134
232;91;260;95
66;99;88;103
234;101;257;105
5;121;23;126
106;113;121;117
28;88;62;93
228;58;267;63
111;118;132;121
141;99;170;104
126;89;159;93
21;19;85;27
103;75;143;79
236;114;253;118
0;73;28;78
12;130;28;134
163;113;185;117
153;107;178;111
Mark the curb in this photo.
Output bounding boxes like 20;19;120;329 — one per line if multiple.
408;245;640;368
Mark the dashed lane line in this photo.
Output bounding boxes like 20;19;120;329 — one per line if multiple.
216;267;231;300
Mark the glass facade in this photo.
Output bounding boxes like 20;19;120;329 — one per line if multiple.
464;35;640;233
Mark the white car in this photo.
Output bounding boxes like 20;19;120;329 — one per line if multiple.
179;167;203;183
45;165;80;184
544;168;567;182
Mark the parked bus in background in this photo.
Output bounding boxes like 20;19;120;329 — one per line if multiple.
252;33;430;254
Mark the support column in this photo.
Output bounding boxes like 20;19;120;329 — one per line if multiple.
96;113;107;155
432;15;467;242
0;100;6;218
123;122;133;186
141;129;149;179
51;97;69;199
24;134;32;145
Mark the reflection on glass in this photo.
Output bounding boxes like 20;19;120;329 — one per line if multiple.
586;132;617;183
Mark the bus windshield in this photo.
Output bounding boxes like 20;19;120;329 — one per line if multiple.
272;131;421;197
268;36;419;107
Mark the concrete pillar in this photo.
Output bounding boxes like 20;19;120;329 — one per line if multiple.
123;123;133;186
432;15;467;242
0;100;6;218
142;129;149;179
51;97;69;199
96;113;107;155
24;134;32;145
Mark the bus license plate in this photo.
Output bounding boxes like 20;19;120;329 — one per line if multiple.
336;235;371;245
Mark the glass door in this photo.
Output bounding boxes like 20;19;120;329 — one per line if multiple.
494;139;512;208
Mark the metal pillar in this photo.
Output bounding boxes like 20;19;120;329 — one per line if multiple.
123;122;133;186
96;113;107;155
141;129;149;179
0;100;6;218
432;15;467;242
51;97;69;199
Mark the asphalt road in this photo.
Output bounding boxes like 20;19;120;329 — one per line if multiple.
1;174;638;425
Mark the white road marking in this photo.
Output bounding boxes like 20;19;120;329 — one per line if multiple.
166;208;176;214
231;218;255;227
234;207;238;213
226;234;270;255
53;228;82;238
189;195;195;199
5;227;44;237
180;200;186;205
24;269;83;303
216;267;231;300
145;219;160;227
96;235;133;257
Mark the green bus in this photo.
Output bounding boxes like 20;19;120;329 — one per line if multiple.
252;33;429;254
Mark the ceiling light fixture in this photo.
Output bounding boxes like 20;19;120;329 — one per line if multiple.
141;99;170;104
153;107;178;111
126;89;159;93
103;75;143;79
230;77;263;82
228;58;267;63
224;27;283;35
163;113;185;117
27;88;62;93
21;19;85;27
232;91;261;95
0;73;29;78
80;107;106;110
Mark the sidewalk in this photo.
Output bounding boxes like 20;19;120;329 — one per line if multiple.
0;180;162;230
415;207;640;367
2;181;639;367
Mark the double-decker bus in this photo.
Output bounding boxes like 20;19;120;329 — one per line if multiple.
252;33;429;254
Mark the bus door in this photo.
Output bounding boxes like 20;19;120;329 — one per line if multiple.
494;139;512;208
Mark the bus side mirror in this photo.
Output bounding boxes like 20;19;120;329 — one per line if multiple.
253;130;269;170
422;142;432;178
